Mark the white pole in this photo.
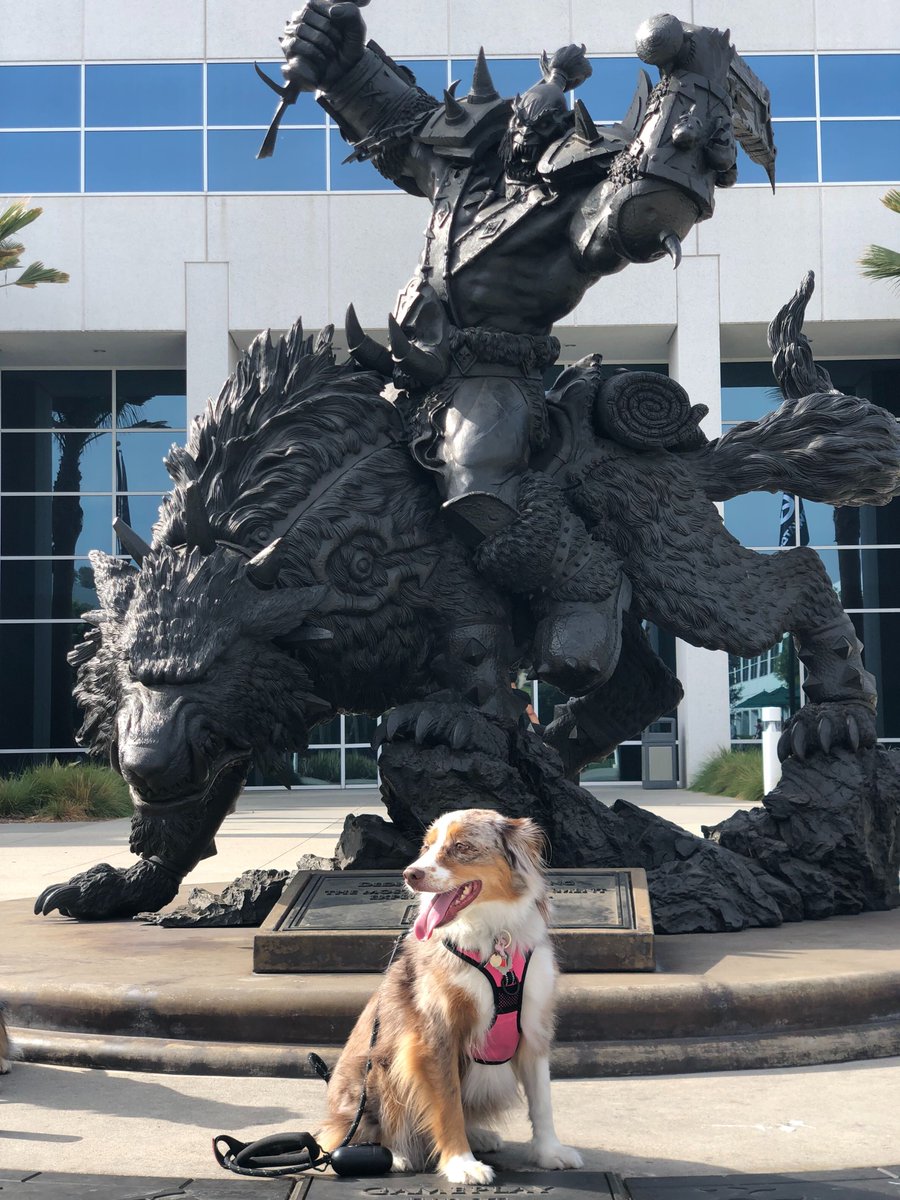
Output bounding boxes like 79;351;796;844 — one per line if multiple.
761;706;783;796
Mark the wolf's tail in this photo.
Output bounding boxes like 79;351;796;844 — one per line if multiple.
693;272;900;506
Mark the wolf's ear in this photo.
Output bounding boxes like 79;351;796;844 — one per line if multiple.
501;817;548;877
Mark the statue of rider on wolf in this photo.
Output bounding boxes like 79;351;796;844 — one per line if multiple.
258;2;775;703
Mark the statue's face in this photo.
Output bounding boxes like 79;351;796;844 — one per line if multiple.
502;84;569;182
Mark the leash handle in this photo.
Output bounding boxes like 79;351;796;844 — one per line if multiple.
213;1132;326;1178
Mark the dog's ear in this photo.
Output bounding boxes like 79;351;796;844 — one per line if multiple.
501;817;548;878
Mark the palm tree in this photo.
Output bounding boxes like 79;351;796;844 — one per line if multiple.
0;200;69;288
860;190;900;289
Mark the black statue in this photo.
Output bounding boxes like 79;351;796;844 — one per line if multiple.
33;11;900;932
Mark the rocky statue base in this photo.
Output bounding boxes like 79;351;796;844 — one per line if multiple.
148;708;900;936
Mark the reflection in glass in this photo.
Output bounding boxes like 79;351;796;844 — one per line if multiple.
1;495;113;558
856;613;900;739
0;622;86;753
344;713;377;744
344;748;378;785
0;558;107;620
729;633;798;740
116;432;180;493
85;130;204;192
309;715;342;745
117;495;164;547
0;372;112;430
295;748;342;785
722;384;784;423
536;680;567;725
1;431;113;494
723;492;783;548
0;131;81;194
116;371;187;428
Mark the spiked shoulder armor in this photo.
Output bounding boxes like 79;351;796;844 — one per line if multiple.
537;75;652;185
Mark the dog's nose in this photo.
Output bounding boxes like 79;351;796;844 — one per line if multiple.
404;867;425;887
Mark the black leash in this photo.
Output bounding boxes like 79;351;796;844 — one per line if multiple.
214;932;406;1179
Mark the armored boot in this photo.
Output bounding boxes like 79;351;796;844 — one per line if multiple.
457;472;630;695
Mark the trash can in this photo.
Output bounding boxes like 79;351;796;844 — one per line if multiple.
641;717;678;789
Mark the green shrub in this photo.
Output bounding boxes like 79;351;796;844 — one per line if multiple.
692;747;764;804
0;760;132;821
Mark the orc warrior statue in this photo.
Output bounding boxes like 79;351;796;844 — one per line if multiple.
266;5;776;699
33;9;900;932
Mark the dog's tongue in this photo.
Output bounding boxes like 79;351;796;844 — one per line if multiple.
414;888;462;941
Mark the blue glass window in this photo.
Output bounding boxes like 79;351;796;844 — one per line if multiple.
116;432;179;493
329;128;393;190
400;59;449;100
85;64;202;128
116;370;186;429
450;57;540;102
744;55;815;119
737;121;817;184
1;432;113;493
723;491;783;548
721;386;782;424
1;495;113;557
209;128;326;190
821;120;900;183
118;494;164;544
0;132;80;193
819;55;900;118
207;62;323;127
1;371;112;430
576;57;648;124
0;65;80;128
85;130;203;191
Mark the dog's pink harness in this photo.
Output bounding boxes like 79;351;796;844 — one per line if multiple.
444;942;532;1065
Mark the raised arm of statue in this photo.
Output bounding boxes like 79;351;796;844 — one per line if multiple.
275;1;440;198
571;15;775;277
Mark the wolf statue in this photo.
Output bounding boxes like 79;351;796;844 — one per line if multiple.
34;11;900;933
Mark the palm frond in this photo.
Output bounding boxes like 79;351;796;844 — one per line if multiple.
859;243;900;286
8;260;70;289
880;189;900;215
0;201;41;242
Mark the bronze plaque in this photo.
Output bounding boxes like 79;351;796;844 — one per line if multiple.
254;868;653;974
294;1172;622;1200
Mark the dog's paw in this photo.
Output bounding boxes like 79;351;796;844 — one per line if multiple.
466;1127;504;1153
389;1154;413;1173
441;1154;495;1184
530;1139;584;1170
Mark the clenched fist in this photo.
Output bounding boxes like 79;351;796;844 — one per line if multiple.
280;0;368;93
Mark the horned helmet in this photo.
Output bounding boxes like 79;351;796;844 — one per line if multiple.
501;44;592;182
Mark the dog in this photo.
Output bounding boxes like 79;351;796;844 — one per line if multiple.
317;808;583;1183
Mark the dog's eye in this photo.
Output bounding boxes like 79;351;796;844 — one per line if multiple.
454;841;472;854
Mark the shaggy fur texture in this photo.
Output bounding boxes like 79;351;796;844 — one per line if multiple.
318;810;582;1183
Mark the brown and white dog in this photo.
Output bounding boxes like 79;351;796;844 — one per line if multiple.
317;808;582;1183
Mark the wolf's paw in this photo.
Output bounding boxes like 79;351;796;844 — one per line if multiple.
777;700;876;764
466;1127;504;1153
441;1154;495;1184
34;859;180;920
377;695;509;759
530;1139;584;1170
